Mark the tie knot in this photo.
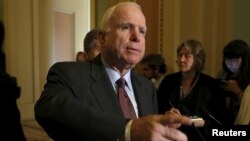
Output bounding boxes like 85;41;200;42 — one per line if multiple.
117;77;126;88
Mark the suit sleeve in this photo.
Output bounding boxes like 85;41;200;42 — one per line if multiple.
34;62;127;140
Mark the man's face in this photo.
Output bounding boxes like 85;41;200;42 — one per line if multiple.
76;52;85;62
101;4;147;69
141;64;154;79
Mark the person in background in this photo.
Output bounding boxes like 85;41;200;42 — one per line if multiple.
216;39;250;125
235;82;250;125
157;39;226;141
76;51;85;62
76;28;101;62
0;20;26;141
140;54;167;90
34;2;192;141
83;28;101;61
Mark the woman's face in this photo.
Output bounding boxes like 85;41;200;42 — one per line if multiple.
225;57;242;73
176;47;195;72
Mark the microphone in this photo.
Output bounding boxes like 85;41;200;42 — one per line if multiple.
202;108;223;126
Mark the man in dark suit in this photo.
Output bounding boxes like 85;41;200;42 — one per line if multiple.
35;2;192;141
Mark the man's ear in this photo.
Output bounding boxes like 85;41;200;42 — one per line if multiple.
99;30;106;44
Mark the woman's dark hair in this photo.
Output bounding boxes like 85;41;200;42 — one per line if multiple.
177;39;206;72
222;39;250;89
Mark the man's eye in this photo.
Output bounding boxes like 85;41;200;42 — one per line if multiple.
121;25;130;30
140;29;146;35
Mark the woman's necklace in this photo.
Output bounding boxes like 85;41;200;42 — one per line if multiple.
180;73;200;98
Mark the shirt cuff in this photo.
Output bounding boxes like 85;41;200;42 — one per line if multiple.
125;120;133;141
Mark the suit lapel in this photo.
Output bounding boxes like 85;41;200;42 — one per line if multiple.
89;57;122;115
131;72;155;117
88;56;155;117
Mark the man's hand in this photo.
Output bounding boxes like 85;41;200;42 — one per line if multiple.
130;112;192;141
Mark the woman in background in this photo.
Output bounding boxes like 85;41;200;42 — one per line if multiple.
217;39;250;125
158;39;226;141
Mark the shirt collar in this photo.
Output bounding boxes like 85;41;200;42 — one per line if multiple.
101;56;133;90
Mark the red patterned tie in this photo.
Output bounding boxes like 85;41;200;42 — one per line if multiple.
117;78;137;119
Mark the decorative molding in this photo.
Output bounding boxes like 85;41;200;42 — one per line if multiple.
159;0;164;55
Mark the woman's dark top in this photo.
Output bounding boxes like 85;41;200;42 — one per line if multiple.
217;71;250;125
157;72;226;141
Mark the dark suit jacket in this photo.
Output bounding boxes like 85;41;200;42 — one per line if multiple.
35;55;158;141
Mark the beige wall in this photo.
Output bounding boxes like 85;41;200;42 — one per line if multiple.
160;0;250;77
3;0;90;120
161;0;233;77
234;0;250;44
4;0;35;120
